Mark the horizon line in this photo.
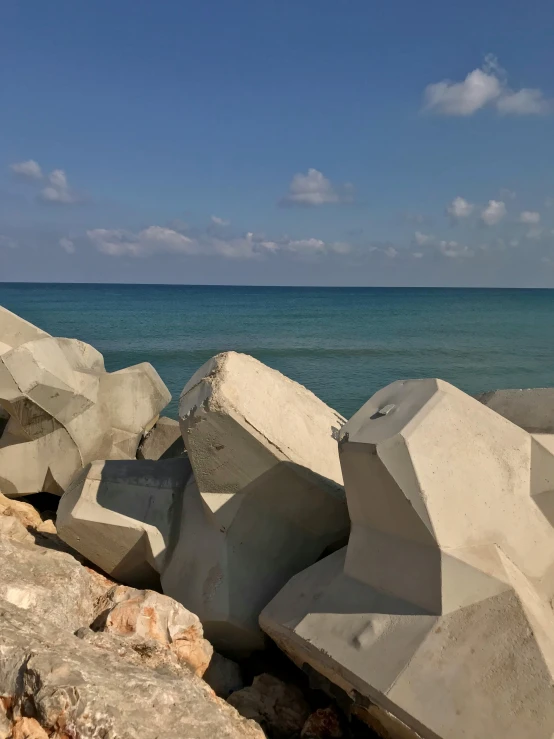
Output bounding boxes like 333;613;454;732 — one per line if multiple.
1;281;554;290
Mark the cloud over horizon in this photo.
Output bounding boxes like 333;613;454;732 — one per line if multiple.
424;55;550;117
280;168;354;207
10;160;43;181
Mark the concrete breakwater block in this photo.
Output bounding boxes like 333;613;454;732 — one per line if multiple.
261;378;554;739
476;386;554;432
0;305;171;497
57;457;193;589
173;351;350;653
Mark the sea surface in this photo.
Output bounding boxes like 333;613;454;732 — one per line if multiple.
1;283;554;420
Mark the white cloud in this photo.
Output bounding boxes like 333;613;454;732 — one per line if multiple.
496;88;549;115
414;231;433;246
280;168;353;206
40;169;79;204
384;246;398;258
259;236;351;256
87;226;200;257
211;216;230;226
519;210;540;224
413;252;424;259
424;55;549;116
59;237;75;254
9;160;43;180
0;235;17;249
500;188;516;200
525;227;543;240
447;196;474;220
481;200;507;226
87;225;350;260
438;240;473;258
425;68;501;116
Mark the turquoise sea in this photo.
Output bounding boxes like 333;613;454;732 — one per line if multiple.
1;283;554;419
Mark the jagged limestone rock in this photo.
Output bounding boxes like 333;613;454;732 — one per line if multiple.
0;305;171;497
100;585;213;677
0;598;265;739
172;351;349;653
57;457;192;589
0;535;106;633
228;673;310;738
203;652;243;698
261;378;554;739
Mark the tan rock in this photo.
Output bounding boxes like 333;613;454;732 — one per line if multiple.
228;673;310;738
0;535;107;633
301;707;343;739
0;515;34;544
11;718;49;739
101;586;213;677
203;652;243;698
0;492;43;529
0;597;265;739
0;699;11;739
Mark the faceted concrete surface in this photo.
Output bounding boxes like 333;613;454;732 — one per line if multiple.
174;351;350;653
261;379;554;739
0;305;171;497
57;457;193;589
138;416;185;460
476;387;554;432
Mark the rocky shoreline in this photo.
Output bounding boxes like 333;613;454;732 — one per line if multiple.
1;304;554;739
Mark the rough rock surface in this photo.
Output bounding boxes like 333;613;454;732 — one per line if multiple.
228;673;310;738
173;351;349;653
0;493;43;529
99;586;213;677
0;305;171;498
0;599;265;739
261;378;554;739
0;536;106;633
301;707;343;738
203;652;244;698
137;415;185;460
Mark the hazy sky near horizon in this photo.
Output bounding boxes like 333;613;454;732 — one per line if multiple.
2;0;554;286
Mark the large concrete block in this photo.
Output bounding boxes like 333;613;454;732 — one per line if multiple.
137;415;185;460
100;363;171;436
0;307;171;497
57;458;193;589
0;306;50;354
261;379;554;739
173;351;349;653
476;387;554;432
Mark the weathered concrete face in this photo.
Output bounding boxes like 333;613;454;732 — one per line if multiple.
57;457;193;589
176;352;349;653
0;305;171;497
0;305;50;354
137;415;185;460
261;379;554;739
476;387;554;432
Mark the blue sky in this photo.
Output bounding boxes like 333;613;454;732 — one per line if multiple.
2;0;554;286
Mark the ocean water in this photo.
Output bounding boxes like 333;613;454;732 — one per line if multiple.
1;283;554;420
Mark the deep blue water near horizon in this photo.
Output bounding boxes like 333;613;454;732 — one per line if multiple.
1;282;554;420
